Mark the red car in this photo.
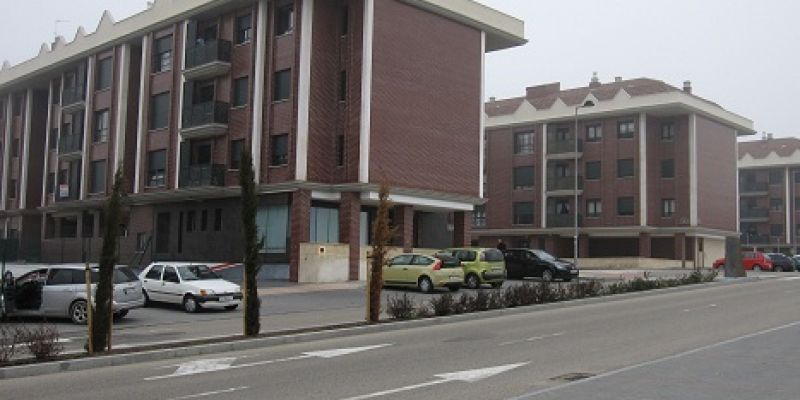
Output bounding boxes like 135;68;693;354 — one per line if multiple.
713;251;773;271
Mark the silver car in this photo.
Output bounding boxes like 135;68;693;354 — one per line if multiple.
0;265;145;324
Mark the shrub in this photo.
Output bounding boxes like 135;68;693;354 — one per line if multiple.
454;294;469;314
487;290;506;310
415;305;433;319
386;294;417;320
430;294;455;316
0;325;23;364
467;290;489;312
22;325;63;361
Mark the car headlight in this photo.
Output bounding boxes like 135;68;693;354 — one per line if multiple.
199;289;215;296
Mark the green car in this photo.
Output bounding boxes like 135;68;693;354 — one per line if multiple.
441;248;507;289
383;253;464;293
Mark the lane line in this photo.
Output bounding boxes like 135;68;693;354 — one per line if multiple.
146;355;311;381
166;386;248;400
506;319;800;399
500;332;565;346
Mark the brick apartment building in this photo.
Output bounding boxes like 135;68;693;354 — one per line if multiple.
738;136;800;254
0;0;524;281
475;76;754;268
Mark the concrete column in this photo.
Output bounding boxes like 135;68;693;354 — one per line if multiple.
339;192;361;281
639;232;651;258
578;233;590;258
393;205;414;252
674;232;687;268
289;189;312;282
453;211;472;247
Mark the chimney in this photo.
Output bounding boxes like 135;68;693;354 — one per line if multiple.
489;96;496;102
614;76;622;83
526;82;561;99
683;80;692;94
589;72;601;88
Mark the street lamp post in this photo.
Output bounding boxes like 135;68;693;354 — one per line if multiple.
574;100;595;269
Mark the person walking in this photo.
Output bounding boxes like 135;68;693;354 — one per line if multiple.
496;239;507;252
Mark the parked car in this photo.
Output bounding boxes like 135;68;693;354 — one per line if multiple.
139;262;243;313
441;248;506;289
793;255;800;271
0;265;144;324
765;253;795;272
712;251;773;271
382;253;464;293
504;248;579;282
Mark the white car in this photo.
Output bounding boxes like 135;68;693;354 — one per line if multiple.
138;262;243;313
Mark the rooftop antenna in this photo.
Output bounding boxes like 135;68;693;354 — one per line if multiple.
54;19;69;38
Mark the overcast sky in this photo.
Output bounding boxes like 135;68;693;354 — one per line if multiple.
0;0;797;138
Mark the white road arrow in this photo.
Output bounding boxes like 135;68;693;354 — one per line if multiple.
145;344;391;381
341;362;529;400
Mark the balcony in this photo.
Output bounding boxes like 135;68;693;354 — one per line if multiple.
547;175;583;195
739;208;769;222
56;184;79;202
184;39;232;80
547;139;583;158
61;87;85;113
181;101;229;139
739;181;768;196
740;233;770;245
58;134;83;161
179;164;226;188
547;213;582;228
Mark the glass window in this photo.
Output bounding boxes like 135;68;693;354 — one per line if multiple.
150;92;170;130
473;205;486;228
114;267;140;284
47;269;73;285
271;134;289;166
90;160;106;193
769;170;783;184
163;267;180;283
411;255;434;266
230;139;244;169
148;150;167;187
661;123;674;141
256;205;289;253
310;206;340;243
617;197;635;216
554;199;570;214
482;249;505;262
145;265;163;280
47;172;55;194
513;202;534;225
585;161;601;180
771;224;784;236
153;35;173;73
513;166;535;190
587;199;602;217
618;120;635;138
71;269;100;284
233;76;249;107
236;14;252;44
514;131;534;154
617;158;634;178
96;57;113;90
390;254;414;266
177;265;219;281
452;250;477;262
770;198;783;211
273;69;291;102
93;109;109;143
586;124;602;142
276;5;294;36
49;128;58;150
661;159;675;178
662;199;676;217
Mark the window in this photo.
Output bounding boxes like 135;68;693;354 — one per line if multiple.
96;58;113;91
47;172;54;194
336;135;345;166
770;198;783;211
273;69;291;102
90;160;106;193
136;233;148;251
585;161;601;180
661;159;675;178
769;170;783;184
230;76;249;108
214;208;222;231
554;163;569;178
49;128;58;150
145;265;163;280
617;197;634;216
554;127;569;141
662;199;676;217
310;206;339;243
47;269;74;286
8;179;16;198
93;109;109;143
148;150;166;187
586;124;602;142
256;204;289;253
230;139;244;169
153;35;173;73
276;5;294;36
587;199;602;217
186;210;196;232
771;224;784;236
795;173;800;183
236;14;252;44
473;205;486;228
661;123;674;141
513;166;535;190
554;199;570;214
795;197;800;209
514;131;534;154
339;71;347;102
513;202;534;225
617;158;634;178
271;134;288;166
150;92;170;130
163;267;180;283
11;138;19;157
201;210;208;231
618;120;635;138
82;213;95;238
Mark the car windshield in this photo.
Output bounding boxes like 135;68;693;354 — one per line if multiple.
531;249;557;262
176;265;220;281
114;267;140;284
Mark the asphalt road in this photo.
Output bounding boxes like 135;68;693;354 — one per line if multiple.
2;275;800;399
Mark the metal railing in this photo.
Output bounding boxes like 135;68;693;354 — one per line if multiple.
547;213;582;228
547;139;583;155
58;133;83;154
179;164;226;188
739;208;769;219
62;86;85;106
182;101;229;129
547;175;583;191
740;233;770;244
185;39;232;69
739;181;768;193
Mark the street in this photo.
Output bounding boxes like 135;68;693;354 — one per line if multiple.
2;275;799;399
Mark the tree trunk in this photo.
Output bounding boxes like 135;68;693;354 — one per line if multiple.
369;184;393;323
240;151;260;336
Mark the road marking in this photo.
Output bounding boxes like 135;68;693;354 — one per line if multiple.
340;362;528;400
145;344;392;381
500;332;564;346
506;320;800;399
781;277;800;281
166;386;248;400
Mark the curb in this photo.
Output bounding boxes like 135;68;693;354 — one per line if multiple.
0;277;760;380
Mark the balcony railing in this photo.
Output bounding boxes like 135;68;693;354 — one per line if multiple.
58;134;83;155
185;39;232;70
62;86;85;108
739;208;769;219
182;101;229;129
547;175;583;191
547;139;583;155
740;233;770;244
179;164;226;188
739;181;768;193
547;213;582;228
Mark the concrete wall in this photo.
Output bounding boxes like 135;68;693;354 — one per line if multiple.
297;243;350;283
577;257;696;270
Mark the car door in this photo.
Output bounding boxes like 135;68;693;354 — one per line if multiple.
384;255;414;285
41;268;75;316
504;250;520;278
410;255;434;282
142;265;164;301
113;267;142;306
161;266;183;304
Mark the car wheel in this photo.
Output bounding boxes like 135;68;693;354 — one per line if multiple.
563;278;572;283
465;274;480;289
541;269;554;282
224;305;238;311
774;266;783;272
183;295;200;313
490;282;503;289
753;265;762;272
113;310;129;321
70;300;89;325
448;285;461;292
418;277;433;293
142;289;151;307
